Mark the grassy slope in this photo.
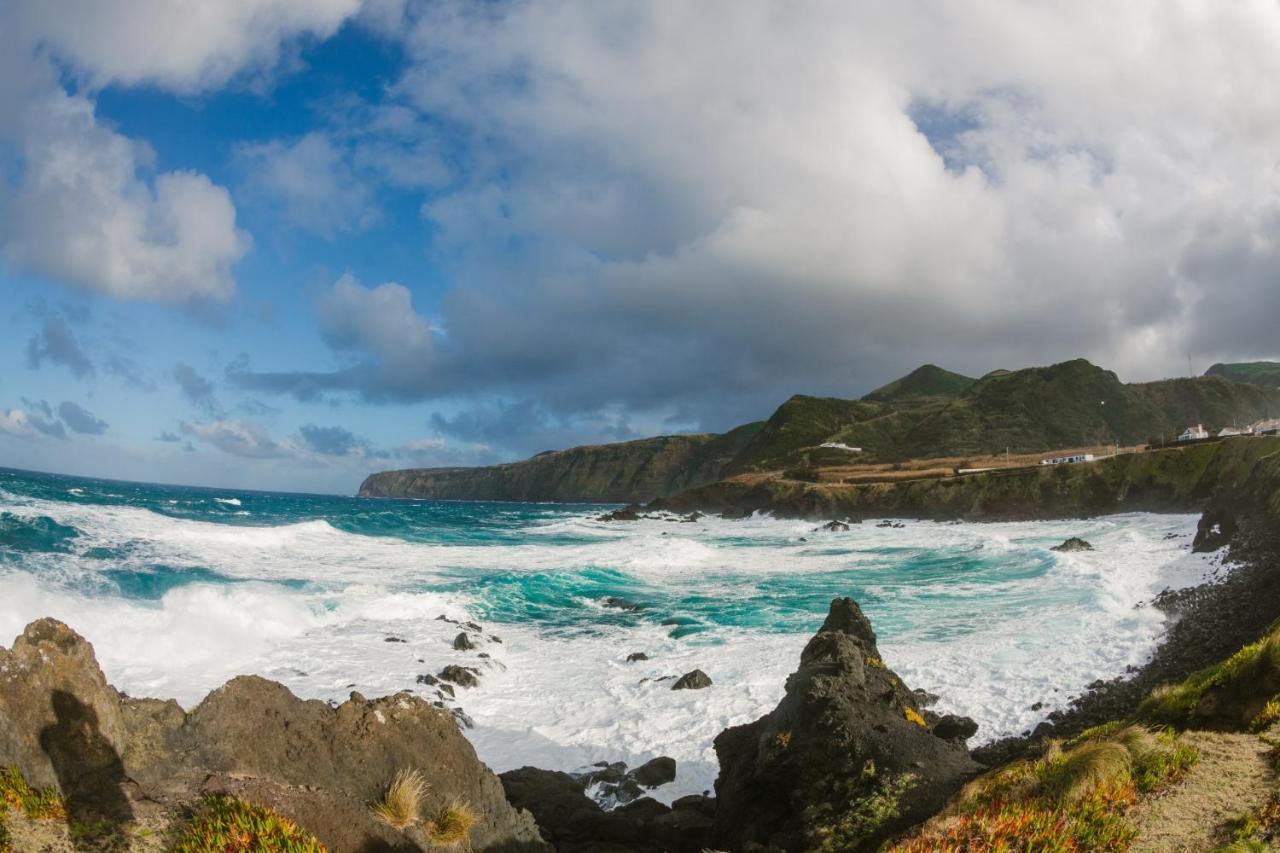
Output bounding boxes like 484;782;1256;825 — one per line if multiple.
658;435;1280;520
1207;362;1280;388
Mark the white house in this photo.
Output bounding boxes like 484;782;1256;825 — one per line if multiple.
1039;453;1095;466
1177;424;1209;441
1218;426;1248;438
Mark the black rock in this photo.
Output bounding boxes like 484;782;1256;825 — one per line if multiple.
912;688;940;708
439;665;480;688
672;670;712;690
626;652;649;663
602;596;644;611
932;714;979;741
1051;537;1094;552
815;520;850;532
384;636;407;643
598;508;640;522
628;756;677;788
1030;701;1043;711
712;597;978;851
671;794;716;818
453;632;476;651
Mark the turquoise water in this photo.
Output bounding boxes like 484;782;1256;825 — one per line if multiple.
0;465;1212;799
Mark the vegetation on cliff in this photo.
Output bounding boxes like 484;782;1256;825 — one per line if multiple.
361;358;1280;503
1207;362;1280;389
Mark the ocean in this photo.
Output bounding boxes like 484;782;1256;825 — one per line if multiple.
0;466;1216;801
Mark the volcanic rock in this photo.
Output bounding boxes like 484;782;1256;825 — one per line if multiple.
712;597;979;851
671;670;712;690
0;618;549;852
1051;536;1094;552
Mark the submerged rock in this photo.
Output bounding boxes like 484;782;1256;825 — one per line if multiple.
628;756;677;788
1051;536;1094;552
602;596;645;611
439;665;481;688
626;652;649;663
815;520;850;532
454;631;477;650
712;597;979;851
671;670;712;690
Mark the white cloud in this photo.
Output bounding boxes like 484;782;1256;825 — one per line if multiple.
0;410;39;440
0;0;366;303
361;0;1280;416
3;89;250;302
8;0;362;93
181;419;292;459
237;133;380;237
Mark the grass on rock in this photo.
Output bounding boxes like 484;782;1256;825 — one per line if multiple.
173;795;326;853
372;768;428;830
423;800;475;846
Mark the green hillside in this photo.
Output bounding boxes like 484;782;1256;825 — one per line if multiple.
863;364;976;402
361;359;1280;500
1206;361;1280;388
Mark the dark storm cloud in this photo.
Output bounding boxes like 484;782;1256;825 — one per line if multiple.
57;401;108;435
173;362;219;413
25;316;94;378
20;399;67;439
298;423;378;457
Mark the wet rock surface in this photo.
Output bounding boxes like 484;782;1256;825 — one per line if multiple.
501;764;709;853
671;669;712;690
1051;536;1094;551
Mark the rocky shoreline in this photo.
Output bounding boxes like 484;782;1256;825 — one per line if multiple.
2;437;1277;850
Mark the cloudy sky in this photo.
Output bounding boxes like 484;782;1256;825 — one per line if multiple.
1;1;1278;493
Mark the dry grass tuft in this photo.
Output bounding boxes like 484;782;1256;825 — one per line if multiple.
1041;740;1134;802
372;769;428;830
424;800;475;846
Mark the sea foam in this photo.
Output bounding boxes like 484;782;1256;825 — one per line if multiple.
0;477;1216;803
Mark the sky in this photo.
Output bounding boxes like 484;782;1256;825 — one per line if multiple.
1;1;1278;494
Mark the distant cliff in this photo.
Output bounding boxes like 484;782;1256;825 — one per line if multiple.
360;358;1280;502
359;424;762;503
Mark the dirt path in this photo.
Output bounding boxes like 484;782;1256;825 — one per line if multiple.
1130;730;1275;852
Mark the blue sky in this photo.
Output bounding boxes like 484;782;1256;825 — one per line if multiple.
2;2;1278;493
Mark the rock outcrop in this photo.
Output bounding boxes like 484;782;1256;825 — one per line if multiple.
0;619;549;852
712;598;980;851
500;766;712;853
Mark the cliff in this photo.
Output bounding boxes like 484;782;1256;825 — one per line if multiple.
360;424;762;502
651;436;1280;521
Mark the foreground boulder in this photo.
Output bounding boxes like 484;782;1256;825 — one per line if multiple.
0;618;549;852
712;598;980;851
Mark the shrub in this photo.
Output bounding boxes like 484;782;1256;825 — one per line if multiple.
424;800;475;846
810;772;917;853
0;767;65;821
372;769;428;830
903;707;927;728
894;724;1197;851
1140;626;1280;728
173;795;326;853
1251;696;1280;732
